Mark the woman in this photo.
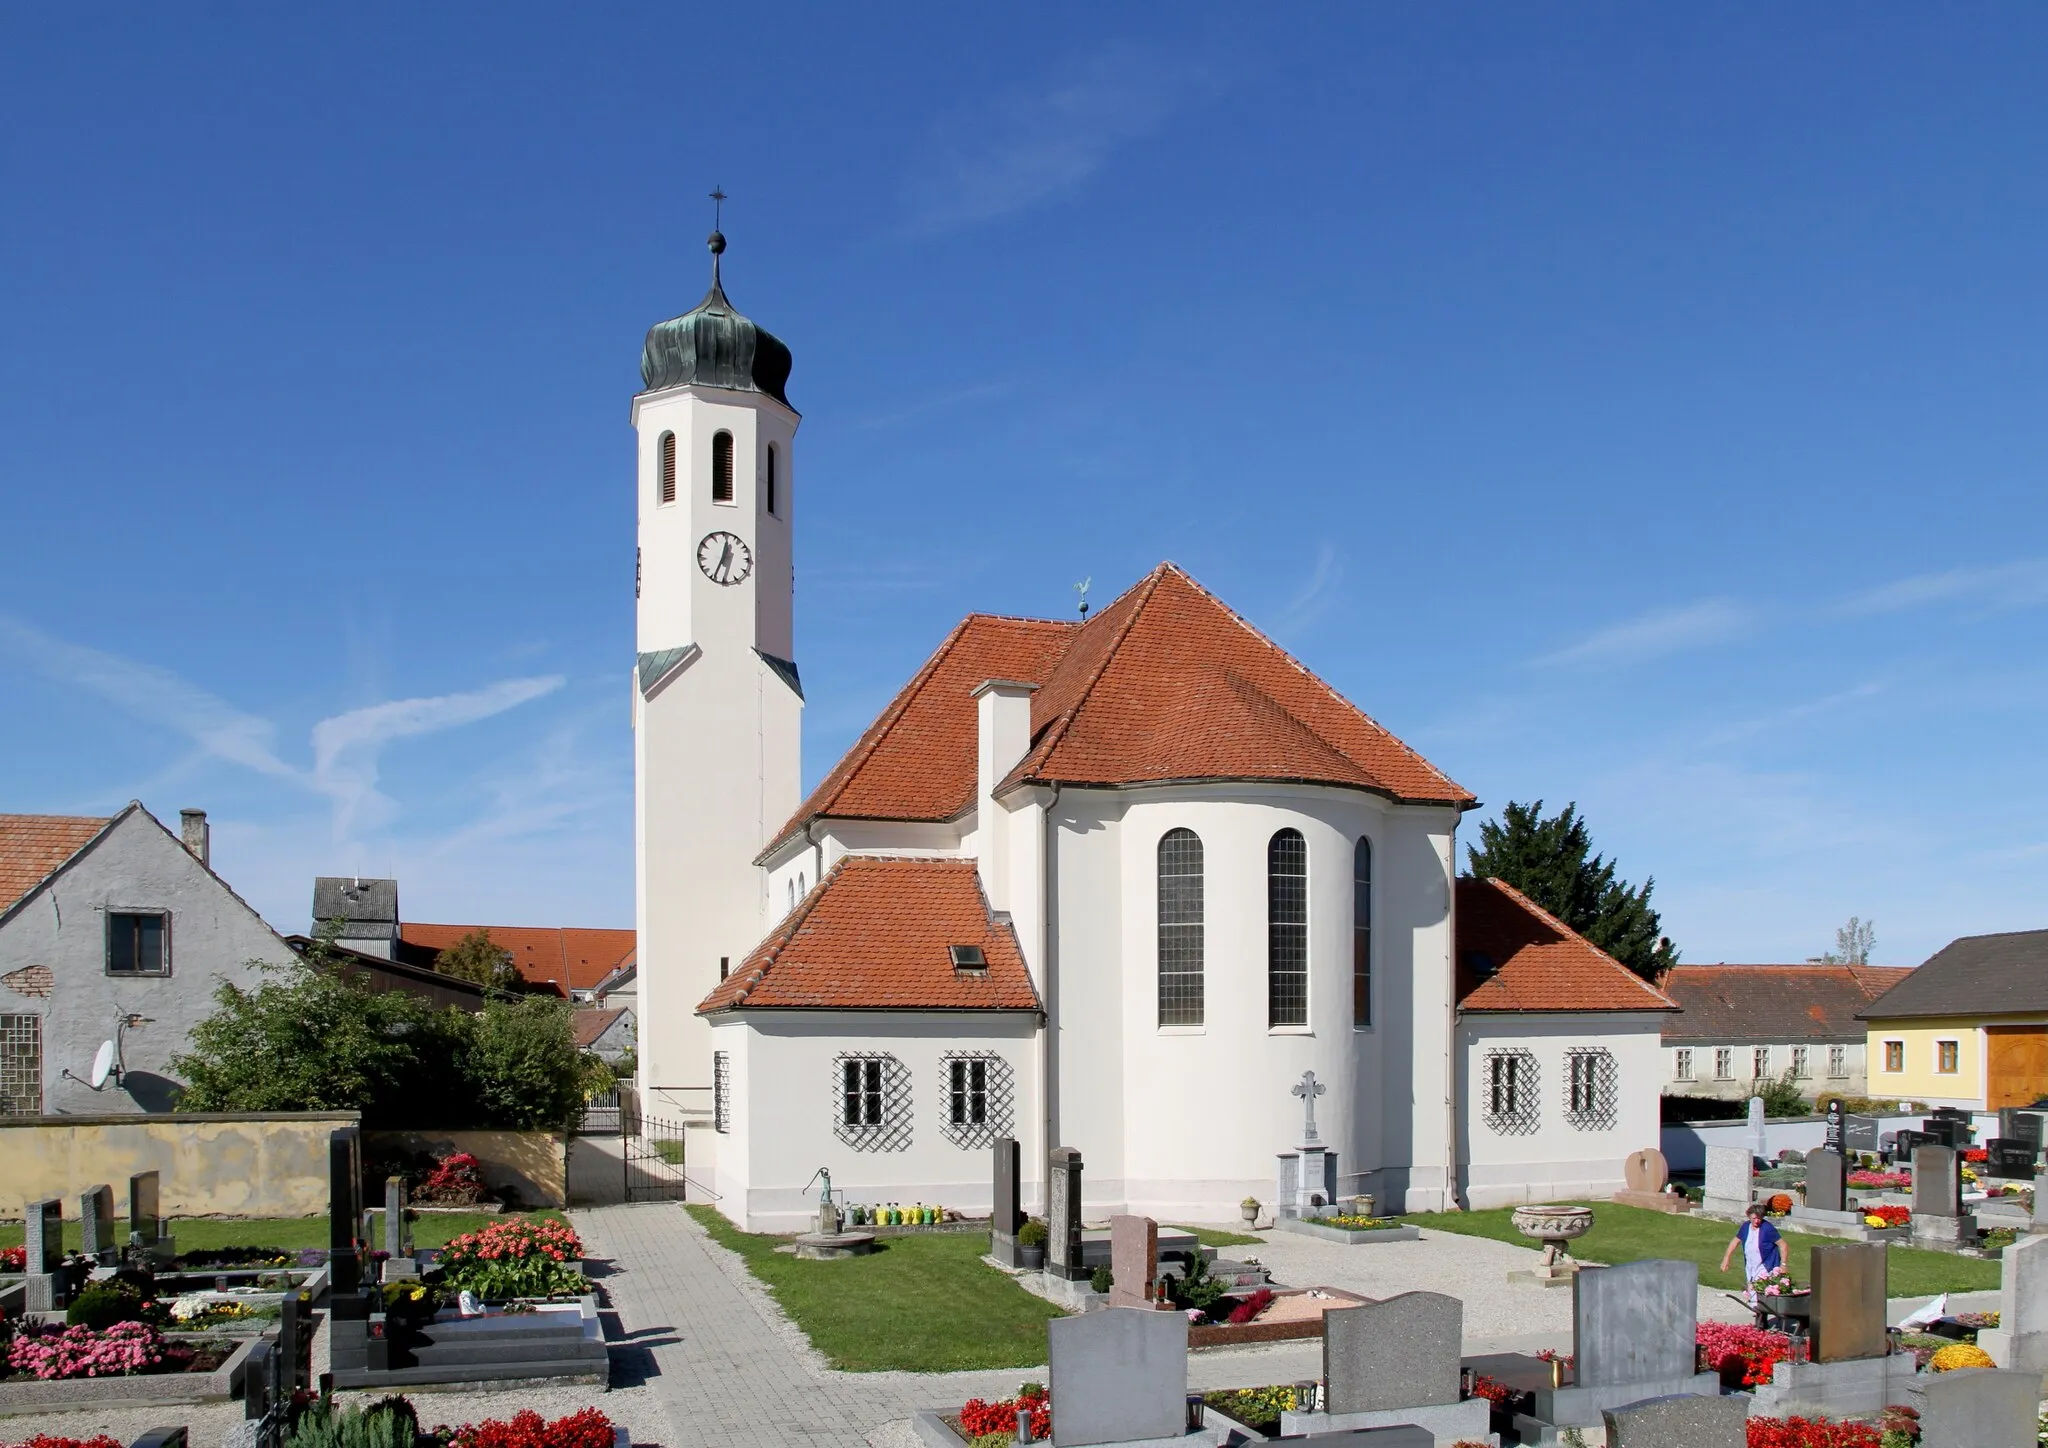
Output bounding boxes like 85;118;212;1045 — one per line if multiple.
1719;1202;1784;1304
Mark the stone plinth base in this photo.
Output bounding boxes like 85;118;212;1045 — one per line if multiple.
1273;1219;1422;1245
1909;1214;1973;1252
1507;1262;1582;1288
915;1409;1227;1448
1751;1353;1906;1418
792;1231;876;1260
1281;1397;1490;1442
1978;1325;2048;1374
1528;1370;1723;1429
1699;1196;1749;1222
1612;1190;1691;1214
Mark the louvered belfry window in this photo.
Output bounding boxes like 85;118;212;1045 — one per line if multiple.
712;431;735;503
1157;829;1204;1027
765;443;778;515
658;432;677;505
1352;837;1372;1028
1268;829;1308;1027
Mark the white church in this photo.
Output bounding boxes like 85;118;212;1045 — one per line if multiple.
632;232;1676;1231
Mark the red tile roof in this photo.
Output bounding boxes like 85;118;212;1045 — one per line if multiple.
396;923;635;993
0;813;112;915
1456;877;1677;1014
765;563;1470;856
571;1007;630;1048
1662;963;1917;1042
698;855;1041;1013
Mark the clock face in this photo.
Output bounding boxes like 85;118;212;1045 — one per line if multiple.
697;531;753;586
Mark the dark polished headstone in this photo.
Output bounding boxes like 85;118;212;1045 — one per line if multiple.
2001;1108;2044;1145
128;1170;161;1243
1805;1149;1847;1213
1842;1114;1879;1153
329;1127;364;1292
1047;1147;1084;1282
79;1183;116;1262
992;1136;1023;1235
1810;1242;1887;1362
1988;1139;2038;1178
1823;1099;1844;1151
26;1196;63;1275
1913;1145;1962;1218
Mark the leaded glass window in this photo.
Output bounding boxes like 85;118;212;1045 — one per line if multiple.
1268;829;1307;1028
1157;829;1204;1027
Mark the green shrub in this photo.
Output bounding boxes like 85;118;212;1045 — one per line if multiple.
1089;1266;1113;1294
67;1283;144;1329
283;1401;417;1448
1016;1219;1048;1249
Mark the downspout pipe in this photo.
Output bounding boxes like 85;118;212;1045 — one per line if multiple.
1039;781;1061;1219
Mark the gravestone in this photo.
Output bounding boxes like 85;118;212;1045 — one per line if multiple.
382;1176;418;1280
1703;1145;1752;1216
1275;1153;1299;1218
2034;1173;2048;1235
1809;1243;1887;1362
1324;1292;1460;1412
1823;1098;1844;1151
1910;1367;2041;1448
1107;1215;1159;1310
1842;1113;1879;1153
1890;1128;1928;1164
1746;1095;1767;1161
128;1170;161;1245
2000;1108;2044;1145
1601;1393;1747;1448
1614;1147;1688;1212
1804;1148;1847;1213
1988;1138;2038;1178
330;1126;364;1292
1047;1147;1084;1282
1979;1233;2048;1374
993;1136;1022;1233
1913;1145;1962;1217
23;1196;65;1310
1576;1260;1698;1387
1290;1070;1333;1215
1047;1306;1187;1446
80;1184;117;1263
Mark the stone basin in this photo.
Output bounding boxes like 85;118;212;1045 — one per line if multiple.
1509;1205;1594;1285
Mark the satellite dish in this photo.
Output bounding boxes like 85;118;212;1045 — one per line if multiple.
89;1040;116;1090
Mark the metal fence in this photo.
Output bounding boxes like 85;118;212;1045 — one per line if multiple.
579;1087;622;1135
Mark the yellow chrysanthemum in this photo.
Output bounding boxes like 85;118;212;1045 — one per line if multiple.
1929;1343;1995;1372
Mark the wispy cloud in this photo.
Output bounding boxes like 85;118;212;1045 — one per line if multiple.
1530;600;1754;669
311;677;563;838
858;382;1014;430
1268;545;1342;637
1836;559;2048;617
902;45;1222;234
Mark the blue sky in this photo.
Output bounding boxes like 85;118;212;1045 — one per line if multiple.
4;7;2045;964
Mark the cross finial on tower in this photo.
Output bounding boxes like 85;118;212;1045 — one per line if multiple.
707;186;729;285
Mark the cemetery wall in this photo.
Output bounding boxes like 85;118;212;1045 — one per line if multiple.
713;1009;1040;1231
0;1111;356;1217
1660;1112;1945;1173
365;1128;567;1207
1455;1011;1664;1208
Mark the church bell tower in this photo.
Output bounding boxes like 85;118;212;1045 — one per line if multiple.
632;216;802;1129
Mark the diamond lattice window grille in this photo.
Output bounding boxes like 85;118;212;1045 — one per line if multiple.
1564;1048;1618;1132
0;1014;41;1117
712;1050;731;1134
1482;1047;1540;1136
939;1052;1014;1149
832;1053;913;1152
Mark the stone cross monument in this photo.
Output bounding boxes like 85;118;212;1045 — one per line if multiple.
1285;1070;1335;1217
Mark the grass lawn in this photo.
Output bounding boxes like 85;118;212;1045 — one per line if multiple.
1170;1225;1264;1248
0;1210;568;1254
686;1204;1063;1371
1403;1203;2000;1297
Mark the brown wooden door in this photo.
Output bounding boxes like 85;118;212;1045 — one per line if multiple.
1986;1027;2048;1109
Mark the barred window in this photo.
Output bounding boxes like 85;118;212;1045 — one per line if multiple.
1482;1048;1539;1135
1715;1047;1734;1080
0;1015;40;1116
1352;837;1372;1028
712;431;735;503
1827;1044;1848;1078
712;1051;730;1134
658;431;677;505
1157;829;1204;1027
941;1052;1014;1149
1267;829;1307;1028
1565;1048;1618;1131
1791;1045;1809;1079
1675;1048;1694;1081
833;1053;911;1151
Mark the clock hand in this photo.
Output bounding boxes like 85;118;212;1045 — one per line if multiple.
717;541;733;577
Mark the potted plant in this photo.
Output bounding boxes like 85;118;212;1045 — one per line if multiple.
1016;1218;1048;1270
1240;1196;1261;1226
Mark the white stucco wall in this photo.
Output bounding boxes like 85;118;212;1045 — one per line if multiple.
711;1010;1042;1232
1664;1039;1869;1099
1456;1011;1666;1208
0;807;291;1115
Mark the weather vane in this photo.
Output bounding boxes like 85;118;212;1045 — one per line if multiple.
1074;577;1091;620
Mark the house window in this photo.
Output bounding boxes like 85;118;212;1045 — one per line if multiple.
658;431;677;505
1675;1048;1695;1082
106;912;169;976
1565;1048;1618;1130
1156;829;1204;1027
1791;1045;1809;1079
1482;1048;1540;1135
1267;829;1308;1028
0;1014;40;1116
941;1052;1014;1149
711;431;735;503
712;1051;730;1133
1714;1048;1734;1080
832;1053;910;1151
1828;1044;1848;1078
1936;1040;1959;1074
1352;837;1372;1028
1883;1040;1904;1073
765;443;778;516
1753;1046;1771;1080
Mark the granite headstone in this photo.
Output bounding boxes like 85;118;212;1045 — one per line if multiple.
1576;1260;1698;1387
127;1170;161;1245
1809;1242;1887;1362
1703;1145;1752;1215
1601;1392;1747;1448
1981;1232;2048;1374
1107;1215;1158;1309
1913;1145;1962;1218
1746;1095;1768;1160
1323;1292;1461;1413
1805;1148;1847;1214
993;1136;1023;1235
1047;1147;1084;1282
26;1196;62;1275
1047;1306;1187;1446
1911;1367;2041;1448
80;1183;116;1262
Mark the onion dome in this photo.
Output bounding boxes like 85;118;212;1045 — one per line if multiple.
639;229;794;407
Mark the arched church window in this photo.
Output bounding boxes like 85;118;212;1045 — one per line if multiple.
1352;837;1372;1028
1156;828;1204;1027
712;431;735;503
765;443;778;516
658;432;677;505
1268;829;1308;1027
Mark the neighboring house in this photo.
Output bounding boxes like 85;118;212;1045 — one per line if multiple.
392;923;635;1002
284;934;490;1011
1859;929;2048;1110
1660;963;1914;1100
591;953;636;1012
0;805;291;1115
572;1006;636;1061
312;877;399;958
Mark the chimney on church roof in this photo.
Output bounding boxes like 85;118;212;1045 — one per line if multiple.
973;679;1038;913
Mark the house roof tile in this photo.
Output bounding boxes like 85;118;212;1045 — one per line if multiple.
1858;929;2048;1020
0;813;114;916
1456;877;1677;1014
1662;963;1916;1042
571;1007;629;1048
697;855;1041;1013
396;923;635;993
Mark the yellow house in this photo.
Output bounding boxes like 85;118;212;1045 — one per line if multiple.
1859;928;2048;1111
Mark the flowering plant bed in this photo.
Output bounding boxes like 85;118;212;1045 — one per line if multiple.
417;1152;487;1206
4;1436;124;1448
1848;1170;1911;1189
1862;1205;1911;1229
1187;1286;1370;1348
1202;1384;1301;1436
0;1247;25;1273
1697;1321;1794;1387
953;1383;1050;1446
441;1217;585;1301
440;1406;618;1448
1274;1216;1421;1245
1744;1414;1885;1447
0;1330;256;1411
